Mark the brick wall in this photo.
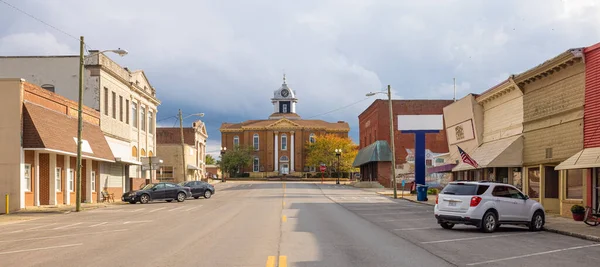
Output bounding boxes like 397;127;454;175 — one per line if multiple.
39;153;50;205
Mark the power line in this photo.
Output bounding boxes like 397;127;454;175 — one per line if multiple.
305;97;371;119
1;0;80;42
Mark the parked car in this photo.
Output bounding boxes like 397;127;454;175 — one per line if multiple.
122;182;192;204
434;181;545;233
178;181;215;199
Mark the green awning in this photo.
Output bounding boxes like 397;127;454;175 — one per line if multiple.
352;140;392;167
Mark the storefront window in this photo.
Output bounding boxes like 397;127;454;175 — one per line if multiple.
528;167;540;198
513;168;522;190
566;169;583;199
545;166;559;198
496;167;509;184
474;169;483;181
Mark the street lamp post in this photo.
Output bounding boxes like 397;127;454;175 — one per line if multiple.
75;36;128;212
178;110;204;182
335;149;342;185
220;146;227;183
366;85;398;199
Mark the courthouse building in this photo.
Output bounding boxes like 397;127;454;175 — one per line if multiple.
220;77;350;177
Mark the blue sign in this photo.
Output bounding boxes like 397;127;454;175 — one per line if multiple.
401;180;406;187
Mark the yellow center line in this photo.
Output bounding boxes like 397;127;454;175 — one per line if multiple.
279;256;287;267
282;215;287;222
282;201;285;207
266;256;276;267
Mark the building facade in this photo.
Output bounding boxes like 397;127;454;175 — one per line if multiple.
0;79;114;212
355;99;453;187
219;78;350;177
0;54;161;194
156;120;208;183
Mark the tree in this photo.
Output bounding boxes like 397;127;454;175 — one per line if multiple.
305;134;359;177
205;154;216;165
220;145;254;177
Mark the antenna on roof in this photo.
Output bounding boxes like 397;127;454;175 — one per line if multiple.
283;71;287;84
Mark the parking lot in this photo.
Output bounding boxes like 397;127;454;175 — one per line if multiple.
320;184;600;266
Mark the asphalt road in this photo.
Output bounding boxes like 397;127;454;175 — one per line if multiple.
1;182;599;267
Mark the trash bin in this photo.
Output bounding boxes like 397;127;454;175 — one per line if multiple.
416;185;429;201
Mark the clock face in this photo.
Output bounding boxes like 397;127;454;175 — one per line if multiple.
281;89;289;97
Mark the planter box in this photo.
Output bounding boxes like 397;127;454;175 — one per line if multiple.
572;213;585;221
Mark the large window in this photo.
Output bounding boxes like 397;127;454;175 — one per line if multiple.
233;136;239;146
148;111;154;134
132;102;138;128
566;169;583;199
24;164;31;192
528;167;540;198
125;100;130;124
91;171;96;193
545;166;559;198
68;169;74;192
496;167;509;184
253;157;260;172
104;88;109;116
141;106;146;131
253;134;259;150
309;133;316;144
55;167;61;192
112;91;116;119
281;134;287;150
159;166;174;181
119;96;124;122
512;168;522;190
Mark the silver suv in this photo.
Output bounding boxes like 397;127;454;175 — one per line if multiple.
434;181;545;233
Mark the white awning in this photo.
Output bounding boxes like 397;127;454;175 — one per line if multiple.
115;157;142;165
555;147;600;170
187;164;200;170
453;136;523;172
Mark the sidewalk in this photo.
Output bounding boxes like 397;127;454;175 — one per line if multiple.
366;188;600;242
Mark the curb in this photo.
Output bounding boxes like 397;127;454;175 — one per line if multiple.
375;192;436;206
543;226;600;243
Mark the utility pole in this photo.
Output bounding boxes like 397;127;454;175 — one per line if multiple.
179;109;187;182
387;85;398;199
75;36;84;212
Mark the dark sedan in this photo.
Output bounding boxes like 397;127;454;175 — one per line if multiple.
122;182;192;204
178;181;215;199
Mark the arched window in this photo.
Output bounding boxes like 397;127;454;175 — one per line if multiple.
253;133;259;150
253;157;260;172
280;155;289;162
149;151;153;157
141;149;146;157
281;134;287;150
41;84;55;92
132;146;138;157
233;136;239;146
309;133;316;144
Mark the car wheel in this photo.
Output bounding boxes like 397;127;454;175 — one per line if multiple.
194;196;200;199
140;194;150;204
529;211;544;231
166;200;173;203
177;192;186;202
204;190;212;199
481;211;497;233
440;222;454;230
129;201;136;204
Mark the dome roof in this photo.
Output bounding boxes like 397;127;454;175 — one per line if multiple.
272;74;297;99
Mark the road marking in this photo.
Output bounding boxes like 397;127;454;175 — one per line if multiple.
422;233;537;244
279;255;287;267
25;223;57;231
88;222;108;227
359;211;432;216
0;229;127;243
168;206;184;212
282;201;285;207
378;218;431;222
0;243;82;255
393;227;438;231
266;256;276;267
148;207;166;213
466;243;600;266
184;206;201;212
282;215;287;222
130;208;145;212
123;220;152;225
52;223;82;230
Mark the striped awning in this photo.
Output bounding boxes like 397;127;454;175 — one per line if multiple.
555;148;600;170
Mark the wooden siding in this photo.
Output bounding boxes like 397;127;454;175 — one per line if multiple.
584;46;600;148
482;88;524;143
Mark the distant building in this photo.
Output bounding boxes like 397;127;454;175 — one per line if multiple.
156;121;208;183
219;76;350;177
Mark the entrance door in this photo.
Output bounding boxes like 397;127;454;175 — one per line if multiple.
595;168;600;210
544;166;560;213
280;164;289;175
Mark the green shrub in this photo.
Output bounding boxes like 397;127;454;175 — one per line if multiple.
571;204;585;214
427;188;440;195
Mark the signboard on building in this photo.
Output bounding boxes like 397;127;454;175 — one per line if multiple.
447;119;475;145
397;115;444;131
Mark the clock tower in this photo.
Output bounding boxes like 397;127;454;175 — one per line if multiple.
270;74;299;119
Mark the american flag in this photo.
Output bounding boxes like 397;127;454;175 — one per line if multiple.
457;146;479;168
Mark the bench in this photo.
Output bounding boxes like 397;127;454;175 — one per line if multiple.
101;190;115;203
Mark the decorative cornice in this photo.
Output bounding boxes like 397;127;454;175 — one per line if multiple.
514;49;584;88
477;78;521;104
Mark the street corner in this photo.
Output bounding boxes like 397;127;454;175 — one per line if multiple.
0;213;42;225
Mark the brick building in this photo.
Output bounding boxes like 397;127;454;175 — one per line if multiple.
355;99;453;187
219;77;350;177
156;120;208;183
0;79;115;212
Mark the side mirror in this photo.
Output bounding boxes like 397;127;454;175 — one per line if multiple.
523;195;529;200
151;187;157;191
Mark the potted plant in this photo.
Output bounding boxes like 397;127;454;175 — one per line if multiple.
571;205;585;221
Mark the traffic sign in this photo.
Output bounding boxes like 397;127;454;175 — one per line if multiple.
320;165;326;172
402;180;406;187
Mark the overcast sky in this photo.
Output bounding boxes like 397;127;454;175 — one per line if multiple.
2;0;600;157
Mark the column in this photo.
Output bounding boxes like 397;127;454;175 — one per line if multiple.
49;153;57;205
290;131;295;173
65;156;70;205
86;159;93;203
34;151;40;206
274;131;279;172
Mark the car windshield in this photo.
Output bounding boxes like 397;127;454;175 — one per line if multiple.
441;184;480;195
178;182;187;187
140;184;155;191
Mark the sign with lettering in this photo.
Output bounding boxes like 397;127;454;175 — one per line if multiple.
447;119;475;145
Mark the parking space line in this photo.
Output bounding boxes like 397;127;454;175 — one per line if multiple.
184;206;202;212
130;208;145;212
466;243;600;266
52;223;82;230
378;218;431;222
393;227;438;231
167;207;184;212
0;229;128;243
26;223;57;231
123;220;152;224
148;207;166;213
422;233;538;244
279;255;287;267
0;243;82;255
88;222;108;227
359;211;432;216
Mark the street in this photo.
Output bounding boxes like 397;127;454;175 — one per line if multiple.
1;182;599;267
